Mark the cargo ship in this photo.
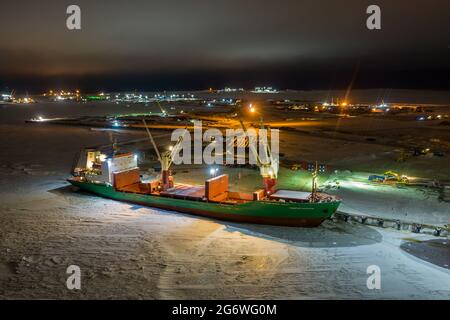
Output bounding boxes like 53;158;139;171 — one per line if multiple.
68;149;340;227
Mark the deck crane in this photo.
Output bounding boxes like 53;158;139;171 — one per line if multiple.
239;119;278;196
142;119;186;190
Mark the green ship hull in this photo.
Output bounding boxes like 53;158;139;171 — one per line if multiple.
68;179;340;227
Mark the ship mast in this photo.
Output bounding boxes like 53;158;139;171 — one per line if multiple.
310;161;318;202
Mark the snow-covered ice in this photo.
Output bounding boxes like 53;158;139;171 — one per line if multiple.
0;99;449;299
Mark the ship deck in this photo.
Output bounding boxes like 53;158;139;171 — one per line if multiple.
270;190;338;203
270;190;311;202
160;184;206;200
118;182;251;204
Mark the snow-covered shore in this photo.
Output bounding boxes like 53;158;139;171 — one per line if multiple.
0;100;449;299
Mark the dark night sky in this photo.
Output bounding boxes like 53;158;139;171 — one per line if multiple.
0;0;449;92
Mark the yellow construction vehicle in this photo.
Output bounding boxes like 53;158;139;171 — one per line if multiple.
369;171;409;184
383;171;409;184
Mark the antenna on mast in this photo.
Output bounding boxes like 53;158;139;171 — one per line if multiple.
311;161;318;202
108;131;118;155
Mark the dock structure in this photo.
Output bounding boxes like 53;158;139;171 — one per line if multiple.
334;211;449;238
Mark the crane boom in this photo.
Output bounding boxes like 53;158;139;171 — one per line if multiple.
167;133;185;168
238;119;278;177
238;119;278;195
238;119;263;165
142;119;187;190
143;119;162;162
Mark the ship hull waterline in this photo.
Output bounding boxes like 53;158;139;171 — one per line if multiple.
68;179;340;227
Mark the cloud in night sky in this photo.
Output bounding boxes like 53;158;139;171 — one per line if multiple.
0;0;449;90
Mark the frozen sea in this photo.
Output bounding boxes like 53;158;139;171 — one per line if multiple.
0;93;449;299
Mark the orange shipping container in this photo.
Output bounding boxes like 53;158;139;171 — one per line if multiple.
113;169;140;189
205;174;228;201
